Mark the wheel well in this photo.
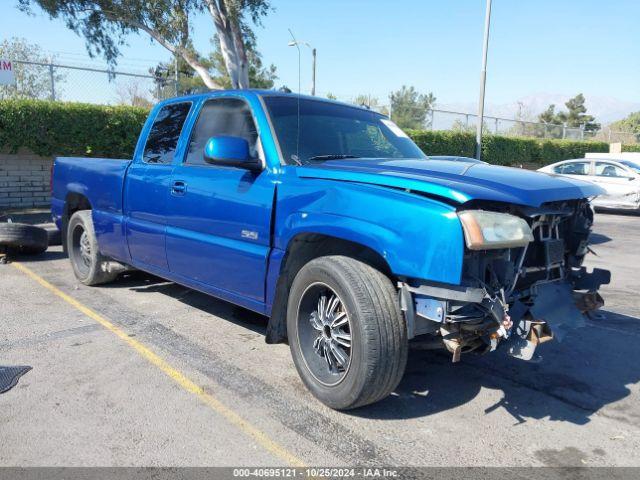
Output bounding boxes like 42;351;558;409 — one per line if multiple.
265;233;394;344
61;193;91;251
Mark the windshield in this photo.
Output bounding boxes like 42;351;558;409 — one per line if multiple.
262;96;426;165
621;160;640;174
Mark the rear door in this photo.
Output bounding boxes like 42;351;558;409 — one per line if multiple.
591;161;640;208
124;101;192;270
165;96;275;307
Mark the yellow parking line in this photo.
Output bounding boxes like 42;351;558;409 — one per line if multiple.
11;261;306;467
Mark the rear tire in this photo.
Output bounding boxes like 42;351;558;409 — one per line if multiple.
287;255;408;410
0;223;48;255
67;210;118;286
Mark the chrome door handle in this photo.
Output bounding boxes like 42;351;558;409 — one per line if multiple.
171;181;187;196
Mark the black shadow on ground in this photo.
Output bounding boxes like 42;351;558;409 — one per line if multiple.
16;263;639;425
113;271;640;425
106;270;269;335
589;233;612;245
356;309;640;424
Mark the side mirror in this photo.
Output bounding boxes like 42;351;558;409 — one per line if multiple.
203;136;262;171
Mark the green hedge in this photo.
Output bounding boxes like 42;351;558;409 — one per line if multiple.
408;129;609;166
0;99;148;157
622;144;640;152
0;99;620;165
406;130;476;157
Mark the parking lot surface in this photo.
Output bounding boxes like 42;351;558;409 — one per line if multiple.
1;212;639;467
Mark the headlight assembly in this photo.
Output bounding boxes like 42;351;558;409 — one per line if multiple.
457;210;533;250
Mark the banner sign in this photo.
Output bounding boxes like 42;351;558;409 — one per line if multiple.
0;60;16;85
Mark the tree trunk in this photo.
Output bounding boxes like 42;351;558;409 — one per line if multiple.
206;0;250;89
103;12;222;90
178;47;221;90
217;28;242;88
229;17;249;88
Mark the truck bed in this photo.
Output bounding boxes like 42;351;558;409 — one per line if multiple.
51;157;132;260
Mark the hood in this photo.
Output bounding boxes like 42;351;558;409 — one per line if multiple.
296;158;604;207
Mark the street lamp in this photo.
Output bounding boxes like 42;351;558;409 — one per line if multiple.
288;36;317;96
476;0;492;161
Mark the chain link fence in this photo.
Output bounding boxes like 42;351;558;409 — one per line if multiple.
341;96;639;144
0;59;179;105
1;59;638;144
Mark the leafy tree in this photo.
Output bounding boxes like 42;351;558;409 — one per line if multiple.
152;53;210;98
18;0;272;89
609;111;640;141
389;86;436;129
0;37;65;100
352;94;389;116
115;78;154;107
151;34;275;98
538;104;558;124
557;94;600;132
451;118;489;134
325;92;337;100
610;111;640;134
537;94;600;132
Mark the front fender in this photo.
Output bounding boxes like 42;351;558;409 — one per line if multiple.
275;175;465;285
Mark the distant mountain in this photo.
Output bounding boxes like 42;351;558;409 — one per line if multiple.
441;93;640;125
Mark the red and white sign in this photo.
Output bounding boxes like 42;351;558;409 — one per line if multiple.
0;59;16;85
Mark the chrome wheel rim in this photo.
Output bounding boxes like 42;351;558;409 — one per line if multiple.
71;224;91;276
79;231;92;268
297;282;352;386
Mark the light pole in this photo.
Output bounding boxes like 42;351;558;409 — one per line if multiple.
288;37;316;96
476;0;492;161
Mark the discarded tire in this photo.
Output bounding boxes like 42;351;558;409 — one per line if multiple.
43;224;62;246
0;223;48;255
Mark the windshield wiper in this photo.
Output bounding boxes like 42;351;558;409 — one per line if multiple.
306;154;360;162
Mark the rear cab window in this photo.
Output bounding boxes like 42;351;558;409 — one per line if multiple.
143;102;192;164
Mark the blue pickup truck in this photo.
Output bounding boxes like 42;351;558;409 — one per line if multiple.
52;90;610;409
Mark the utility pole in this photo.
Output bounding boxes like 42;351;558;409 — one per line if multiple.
311;48;317;96
48;56;56;101
174;55;179;97
475;0;492;161
288;36;316;96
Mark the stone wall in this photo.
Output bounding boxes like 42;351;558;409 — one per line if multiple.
0;152;52;210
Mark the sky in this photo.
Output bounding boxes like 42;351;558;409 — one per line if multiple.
2;0;639;113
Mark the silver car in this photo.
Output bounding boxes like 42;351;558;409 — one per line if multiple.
538;158;640;210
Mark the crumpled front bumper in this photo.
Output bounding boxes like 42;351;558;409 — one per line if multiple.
504;267;610;360
399;266;611;362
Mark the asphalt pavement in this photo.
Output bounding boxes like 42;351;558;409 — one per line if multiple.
1;212;639;467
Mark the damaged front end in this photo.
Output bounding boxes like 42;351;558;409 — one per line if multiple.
399;199;610;362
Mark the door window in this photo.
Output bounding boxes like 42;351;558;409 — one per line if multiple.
143;102;192;164
594;162;629;178
185;98;259;166
554;162;590;175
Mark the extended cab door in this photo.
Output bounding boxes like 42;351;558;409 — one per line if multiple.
165;96;275;307
124;101;192;270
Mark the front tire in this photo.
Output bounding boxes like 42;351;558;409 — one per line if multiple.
287;256;408;410
67;210;118;286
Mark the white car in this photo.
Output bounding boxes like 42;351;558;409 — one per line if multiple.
538;158;640;210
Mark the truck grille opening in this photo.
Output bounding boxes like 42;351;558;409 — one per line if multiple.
460;199;594;298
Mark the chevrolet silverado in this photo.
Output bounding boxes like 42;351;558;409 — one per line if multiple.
51;91;610;409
